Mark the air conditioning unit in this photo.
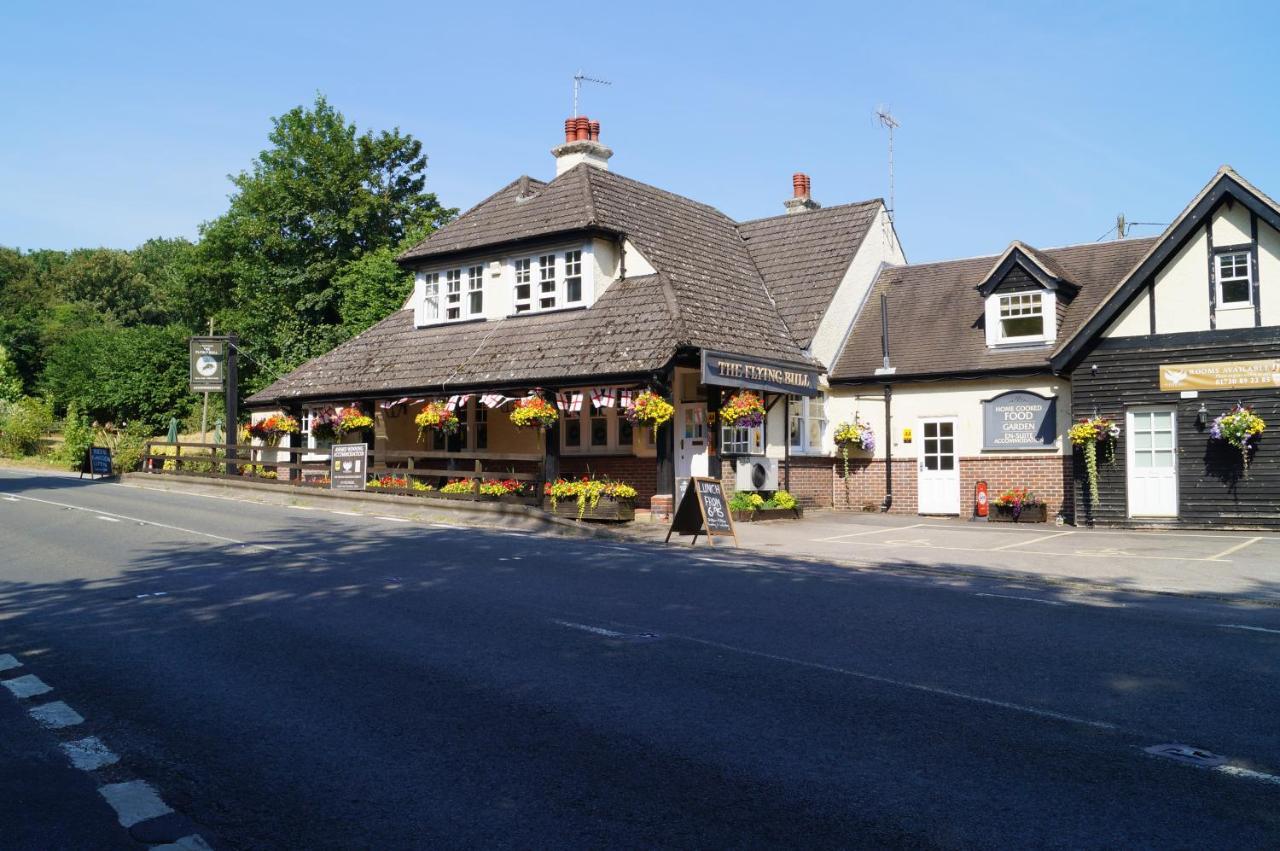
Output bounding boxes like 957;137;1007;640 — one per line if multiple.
735;456;778;491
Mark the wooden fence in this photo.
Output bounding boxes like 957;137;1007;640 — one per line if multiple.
140;441;546;502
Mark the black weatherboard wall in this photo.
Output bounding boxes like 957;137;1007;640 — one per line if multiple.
1068;327;1280;528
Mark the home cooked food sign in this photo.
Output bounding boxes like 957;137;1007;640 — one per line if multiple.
981;391;1058;450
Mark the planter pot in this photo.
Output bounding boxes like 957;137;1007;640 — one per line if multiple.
731;507;803;523
435;491;477;501
550;497;636;522
990;504;1048;523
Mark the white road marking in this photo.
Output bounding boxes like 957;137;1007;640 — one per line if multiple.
3;495;18;502
553;620;628;638
0;653;21;672
1207;536;1263;561
287;504;316;510
1217;765;1280;786
431;522;462;529
376;515;410;523
153;835;215;851
665;631;1118;731
1219;624;1280;635
62;736;120;771
96;515;120;523
990;530;1075;551
812;523;925;542
29;700;85;729
328;510;361;516
973;592;1066;606
2;674;52;699
2;492;245;546
98;779;174;827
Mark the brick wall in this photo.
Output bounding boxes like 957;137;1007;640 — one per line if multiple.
560;455;659;508
782;456;837;508
833;458;917;513
829;455;1072;517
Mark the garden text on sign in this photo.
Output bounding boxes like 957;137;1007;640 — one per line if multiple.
665;477;738;547
981;391;1058;450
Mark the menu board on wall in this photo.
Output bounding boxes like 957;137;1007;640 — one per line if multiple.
981;391;1058;450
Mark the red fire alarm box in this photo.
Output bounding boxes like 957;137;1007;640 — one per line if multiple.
975;480;989;518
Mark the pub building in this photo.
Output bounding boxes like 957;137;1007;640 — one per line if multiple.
245;116;904;513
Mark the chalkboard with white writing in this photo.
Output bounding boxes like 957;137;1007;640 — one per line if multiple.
665;477;738;546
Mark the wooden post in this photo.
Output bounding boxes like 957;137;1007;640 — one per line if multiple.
224;334;239;476
706;385;722;482
543;417;561;487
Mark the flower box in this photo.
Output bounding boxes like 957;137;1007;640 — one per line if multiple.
990;504;1048;523
731;507;803;522
550;497;635;522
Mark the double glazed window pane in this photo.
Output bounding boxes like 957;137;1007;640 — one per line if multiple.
565;250;583;303
999;292;1044;339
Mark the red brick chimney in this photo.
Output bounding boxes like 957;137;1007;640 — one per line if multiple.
552;116;613;176
785;172;820;213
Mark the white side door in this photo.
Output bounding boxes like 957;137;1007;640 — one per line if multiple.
1126;406;1178;517
918;418;960;515
675;403;708;498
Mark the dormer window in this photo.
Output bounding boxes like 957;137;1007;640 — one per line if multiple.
998;292;1045;341
565;250;583;304
421;272;440;323
513;258;532;313
444;270;462;320
1216;251;1251;307
538;254;557;309
467;265;484;316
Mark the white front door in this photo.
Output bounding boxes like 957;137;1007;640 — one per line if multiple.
918;418;960;514
675;403;709;498
1126;406;1178;517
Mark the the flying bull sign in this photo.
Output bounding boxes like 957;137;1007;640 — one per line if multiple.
701;350;822;398
981;391;1058;450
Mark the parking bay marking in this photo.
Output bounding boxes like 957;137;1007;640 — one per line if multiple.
1220;624;1280;636
989;530;1075;551
1207;536;1263;561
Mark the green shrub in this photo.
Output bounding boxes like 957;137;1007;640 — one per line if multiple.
0;396;54;457
105;421;155;473
768;490;798;510
57;401;95;469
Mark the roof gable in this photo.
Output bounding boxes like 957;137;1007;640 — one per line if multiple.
976;241;1078;297
1052;166;1280;369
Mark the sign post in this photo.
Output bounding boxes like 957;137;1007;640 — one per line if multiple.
189;334;238;474
665;476;738;546
330;443;368;491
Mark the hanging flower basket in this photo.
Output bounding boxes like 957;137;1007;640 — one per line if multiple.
1069;416;1120;509
720;391;766;428
509;396;560;429
309;407;339;441
415;401;460;442
833;418;876;478
1210;404;1266;476
624;391;674;429
334;405;373;436
247;414;300;444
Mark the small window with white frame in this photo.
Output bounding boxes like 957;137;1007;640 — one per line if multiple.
565;250;583;304
721;422;763;456
538;254;557;310
445;270;462;320
513;258;532;313
467;265;484;316
1216;251;1251;307
997;292;1045;342
788;395;826;453
420;272;440;323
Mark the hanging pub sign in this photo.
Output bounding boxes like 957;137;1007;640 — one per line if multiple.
189;336;228;393
981;391;1058;450
330;443;368;491
665;477;738;546
1158;358;1280;392
701;350;822;398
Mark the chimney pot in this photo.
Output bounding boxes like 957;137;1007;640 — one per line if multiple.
575;116;591;141
784;172;820;213
793;173;807;199
564;118;576;144
589;120;600;142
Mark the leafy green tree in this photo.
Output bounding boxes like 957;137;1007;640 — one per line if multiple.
51;248;158;326
0;344;22;401
56;400;95;469
40;325;192;432
198;94;454;391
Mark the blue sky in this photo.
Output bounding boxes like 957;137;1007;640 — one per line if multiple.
4;1;1278;261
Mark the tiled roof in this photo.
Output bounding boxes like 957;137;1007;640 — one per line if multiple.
250;164;875;406
737;202;880;347
830;237;1159;381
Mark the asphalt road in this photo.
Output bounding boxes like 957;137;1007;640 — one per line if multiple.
2;470;1279;849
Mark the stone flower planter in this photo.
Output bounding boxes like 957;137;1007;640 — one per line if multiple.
731;507;803;522
990;503;1048;523
550;497;636;522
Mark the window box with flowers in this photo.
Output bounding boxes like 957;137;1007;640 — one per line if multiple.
545;477;638;521
989;487;1047;523
477;478;539;505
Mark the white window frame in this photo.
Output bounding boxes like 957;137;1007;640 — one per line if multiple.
444;269;463;321
1216;251;1252;308
559;390;632;455
537;254;558;311
788;395;827;454
564;249;584;305
512;257;532;313
720;422;764;456
415;272;440;326
986;289;1056;346
466;265;484;317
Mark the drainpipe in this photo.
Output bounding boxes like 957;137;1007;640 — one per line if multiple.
879;293;894;511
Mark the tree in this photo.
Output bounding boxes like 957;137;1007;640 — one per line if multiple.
0;344;22;401
197;94;454;392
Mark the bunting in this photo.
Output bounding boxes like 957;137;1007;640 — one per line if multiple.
480;393;508;409
591;387;615;408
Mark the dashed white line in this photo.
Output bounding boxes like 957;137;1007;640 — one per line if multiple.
2;495;18;502
62;736;120;771
2;673;52;698
1217;764;1280;786
973;592;1067;607
377;516;410;523
98;779;174;827
29;700;85;729
96;515;121;523
0;653;21;672
1220;623;1280;635
329;510;362;516
553;620;628;638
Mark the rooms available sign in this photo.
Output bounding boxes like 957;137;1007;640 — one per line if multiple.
981;391;1058;450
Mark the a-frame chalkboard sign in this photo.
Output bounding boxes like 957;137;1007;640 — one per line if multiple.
79;446;113;480
665;477;738;547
